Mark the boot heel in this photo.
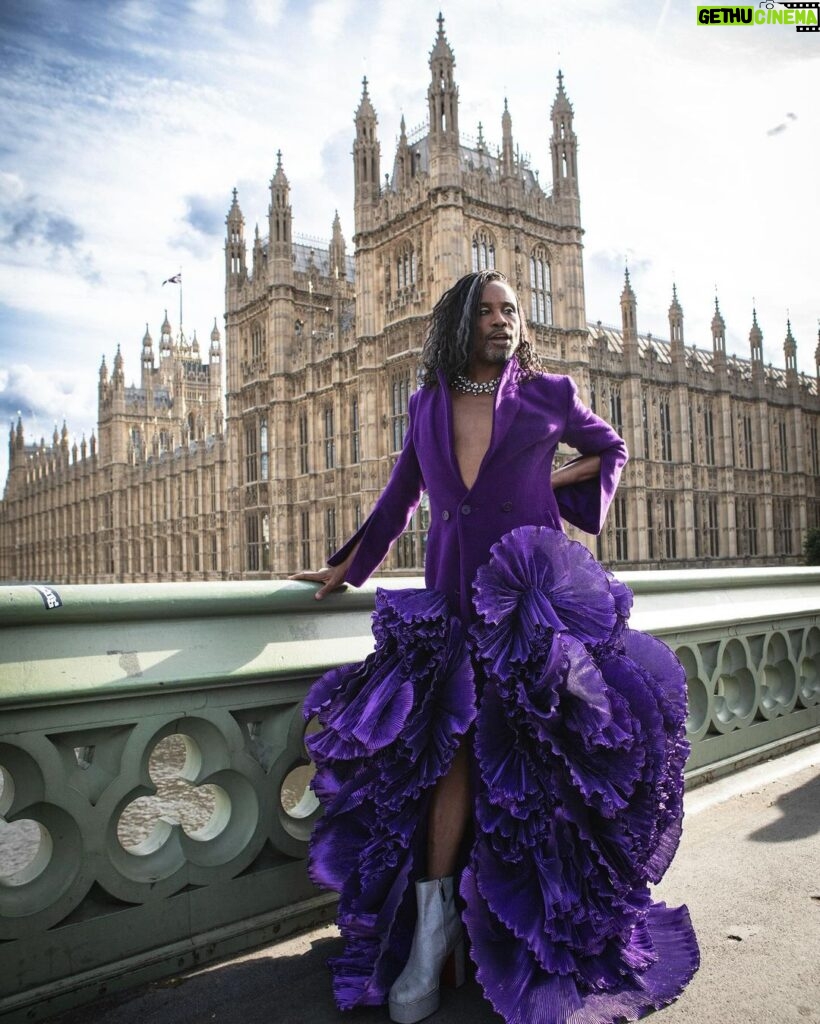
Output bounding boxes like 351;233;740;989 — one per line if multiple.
441;938;466;990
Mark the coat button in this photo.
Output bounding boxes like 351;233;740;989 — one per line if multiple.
501;501;513;512
442;510;450;520
461;504;471;515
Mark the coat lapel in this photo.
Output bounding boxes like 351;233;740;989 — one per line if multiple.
487;358;521;460
434;371;468;492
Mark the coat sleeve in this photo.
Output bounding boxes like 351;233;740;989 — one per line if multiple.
555;376;628;535
326;391;425;586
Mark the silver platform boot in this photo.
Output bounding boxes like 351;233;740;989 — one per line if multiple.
388;876;466;1024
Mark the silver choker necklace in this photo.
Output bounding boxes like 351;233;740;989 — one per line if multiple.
452;374;500;395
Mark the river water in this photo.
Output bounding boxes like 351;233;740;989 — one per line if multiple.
0;736;314;877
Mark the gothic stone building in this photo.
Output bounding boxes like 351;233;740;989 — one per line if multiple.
2;319;228;583
2;16;818;583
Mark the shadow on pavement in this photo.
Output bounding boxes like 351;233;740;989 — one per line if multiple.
748;769;820;844
47;934;502;1024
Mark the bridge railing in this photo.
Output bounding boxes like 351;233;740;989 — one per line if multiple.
1;569;819;1022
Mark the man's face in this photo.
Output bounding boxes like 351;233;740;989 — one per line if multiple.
468;279;521;378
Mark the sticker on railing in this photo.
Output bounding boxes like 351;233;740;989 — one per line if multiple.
31;585;62;610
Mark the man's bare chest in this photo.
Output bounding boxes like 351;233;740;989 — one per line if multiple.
450;392;494;490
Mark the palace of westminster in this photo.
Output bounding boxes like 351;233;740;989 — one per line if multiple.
2;17;819;584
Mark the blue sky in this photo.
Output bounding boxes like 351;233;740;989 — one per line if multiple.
1;0;818;487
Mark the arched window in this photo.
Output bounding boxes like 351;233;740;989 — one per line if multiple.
391;372;411;452
529;248;552;325
260;418;269;479
324;406;335;469
350;398;360;463
471;230;496;273
251;321;265;359
396;244;416;290
298;410;309;474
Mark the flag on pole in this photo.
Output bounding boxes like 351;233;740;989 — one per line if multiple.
162;273;182;285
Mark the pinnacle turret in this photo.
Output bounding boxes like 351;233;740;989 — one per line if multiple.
355;76;377;123
620;266;639;367
353;76;381;219
329;211;346;279
711;296;726;354
142;321;154;372
551;70;578;197
668;284;685;368
749;308;763;364
209;317;221;363
160;310;173;358
784;318;797;379
225;187;246;282
269;151;292;255
501;98;515;177
112;345;125;386
428;13;459;147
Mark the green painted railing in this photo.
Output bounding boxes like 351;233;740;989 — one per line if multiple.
1;569;819;1022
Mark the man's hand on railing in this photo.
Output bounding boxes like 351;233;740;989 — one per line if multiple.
288;564;348;600
288;543;359;600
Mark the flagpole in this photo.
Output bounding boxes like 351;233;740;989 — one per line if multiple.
178;266;183;341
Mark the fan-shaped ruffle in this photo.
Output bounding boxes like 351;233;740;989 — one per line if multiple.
467;526;698;1021
303;587;476;1007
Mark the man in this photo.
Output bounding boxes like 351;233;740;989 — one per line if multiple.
293;271;697;1024
293;270;626;618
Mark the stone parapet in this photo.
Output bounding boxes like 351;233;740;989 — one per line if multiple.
1;569;819;1021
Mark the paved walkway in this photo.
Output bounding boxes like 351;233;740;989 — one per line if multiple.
49;745;820;1024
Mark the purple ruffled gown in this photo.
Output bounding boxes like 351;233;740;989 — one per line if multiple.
304;526;699;1023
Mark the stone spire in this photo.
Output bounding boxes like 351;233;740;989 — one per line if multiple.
749;307;763;365
159;309;173;359
141;322;154;375
225;187;246;283
784;318;798;385
394;113;413;191
354;76;381;219
427;13;459;185
711;294;728;386
551;70;578;197
711;295;726;355
210;317;222;364
428;12;459;141
329;210;346;280
620;266;639;372
252;222;264;274
668;284;685;372
112;344;125;387
269;150;292;259
501;97;514;178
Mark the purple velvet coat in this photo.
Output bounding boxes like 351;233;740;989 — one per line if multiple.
330;359;628;620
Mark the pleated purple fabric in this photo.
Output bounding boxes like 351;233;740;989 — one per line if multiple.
304;527;699;1022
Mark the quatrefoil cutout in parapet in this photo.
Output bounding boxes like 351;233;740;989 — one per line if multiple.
0;764;51;884
117;733;226;855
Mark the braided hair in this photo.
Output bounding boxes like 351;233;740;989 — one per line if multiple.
419;269;541;388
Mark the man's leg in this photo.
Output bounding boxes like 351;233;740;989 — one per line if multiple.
427;742;471;878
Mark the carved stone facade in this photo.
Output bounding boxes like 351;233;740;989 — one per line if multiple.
1;319;229;582
1;16;818;582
